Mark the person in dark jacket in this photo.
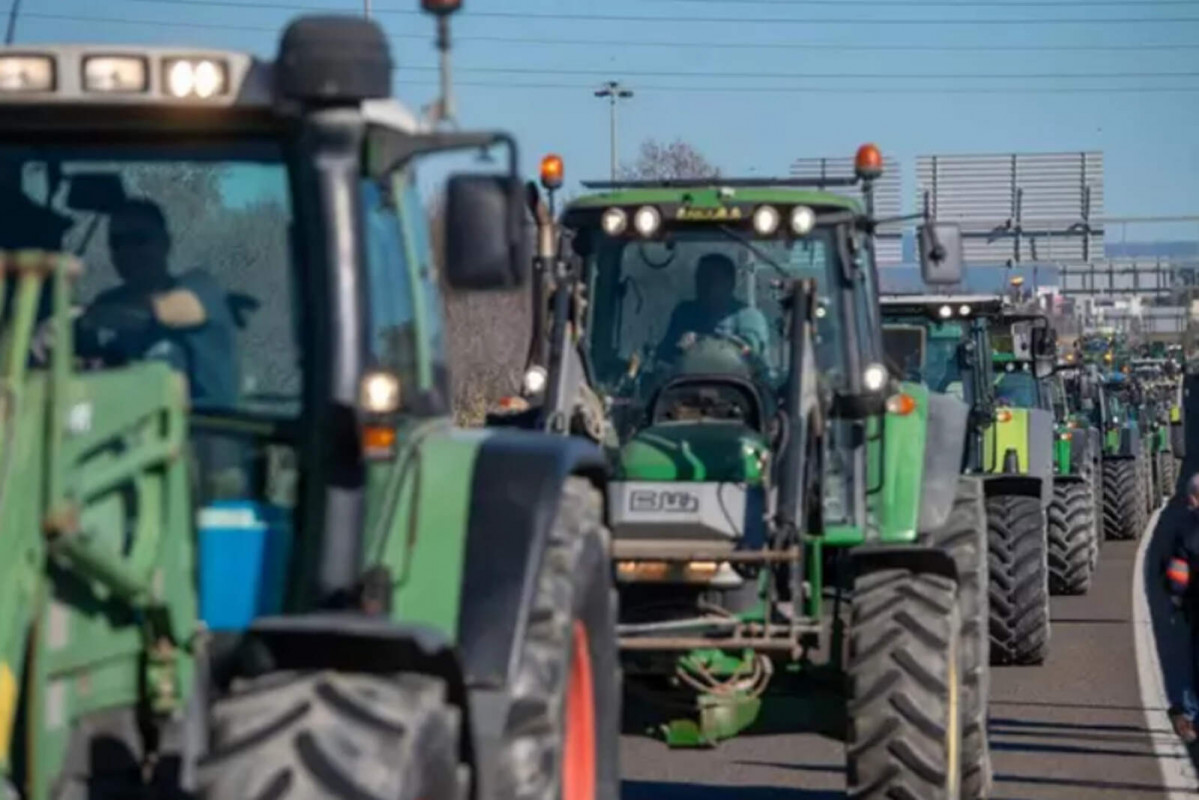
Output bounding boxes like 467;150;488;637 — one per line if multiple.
1166;472;1199;743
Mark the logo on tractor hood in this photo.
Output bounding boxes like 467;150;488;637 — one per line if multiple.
676;206;742;221
629;489;700;513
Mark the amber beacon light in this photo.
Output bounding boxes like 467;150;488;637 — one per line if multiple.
540;153;564;190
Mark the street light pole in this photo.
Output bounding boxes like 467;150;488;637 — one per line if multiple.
594;81;633;182
6;0;22;45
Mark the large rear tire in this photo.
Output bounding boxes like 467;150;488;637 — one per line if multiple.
921;476;989;800
197;671;467;800
847;567;962;800
1102;459;1145;541
1047;480;1096;596
985;494;1049;666
496;477;621;800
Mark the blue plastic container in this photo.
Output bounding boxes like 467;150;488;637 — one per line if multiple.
197;500;293;631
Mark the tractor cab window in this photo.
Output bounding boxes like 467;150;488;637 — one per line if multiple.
994;368;1041;409
1;141;301;505
881;318;968;400
360;169;449;410
4;143;299;417
584;226;848;431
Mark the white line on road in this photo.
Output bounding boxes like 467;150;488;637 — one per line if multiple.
1133;506;1199;797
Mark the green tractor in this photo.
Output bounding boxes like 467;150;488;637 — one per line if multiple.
1097;370;1153;539
1132;358;1181;499
880;297;1064;664
1044;364;1105;589
493;148;995;799
0;10;623;800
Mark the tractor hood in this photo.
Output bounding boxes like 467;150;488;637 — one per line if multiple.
615;420;770;484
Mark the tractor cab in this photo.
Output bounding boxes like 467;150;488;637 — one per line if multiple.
0;11;575;800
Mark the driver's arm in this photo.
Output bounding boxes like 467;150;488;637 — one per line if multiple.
736;307;772;357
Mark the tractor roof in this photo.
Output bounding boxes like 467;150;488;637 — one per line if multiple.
567;182;861;214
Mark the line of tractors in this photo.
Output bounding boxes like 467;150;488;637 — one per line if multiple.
0;8;1186;800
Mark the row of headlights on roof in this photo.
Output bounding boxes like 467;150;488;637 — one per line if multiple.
936;303;973;319
0;54;229;98
600;204;818;238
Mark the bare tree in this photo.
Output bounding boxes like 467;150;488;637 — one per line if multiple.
618;138;721;181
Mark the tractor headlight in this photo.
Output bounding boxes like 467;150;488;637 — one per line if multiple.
360;370;401;414
164;58;228;99
601;207;628;236
83;56;148;93
0;55;54;92
752;205;780;236
790;205;816;236
863;362;888;392
938;304;953;319
522;365;548;395
632;205;661;237
959;304;971;317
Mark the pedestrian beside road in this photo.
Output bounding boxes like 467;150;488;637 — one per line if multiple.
1165;472;1199;743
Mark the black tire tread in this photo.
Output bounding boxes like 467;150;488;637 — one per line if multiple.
498;477;621;800
986;494;1050;666
847;567;961;800
1102;458;1146;541
197;671;464;800
920;476;989;799
1047;480;1096;596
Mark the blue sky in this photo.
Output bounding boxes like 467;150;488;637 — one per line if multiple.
16;0;1199;233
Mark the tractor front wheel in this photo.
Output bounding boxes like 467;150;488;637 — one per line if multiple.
1159;450;1177;500
847;566;963;800
197;671;467;800
1102;459;1146;541
496;477;621;800
986;494;1050;666
1047;480;1096;596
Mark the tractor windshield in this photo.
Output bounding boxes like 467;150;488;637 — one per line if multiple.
0;140;300;417
584;227;846;410
882;319;968;400
0;142;444;421
994;369;1041;409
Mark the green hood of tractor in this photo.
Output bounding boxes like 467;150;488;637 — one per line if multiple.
615;421;770;484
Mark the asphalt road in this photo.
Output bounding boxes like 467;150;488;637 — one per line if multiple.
620;509;1199;799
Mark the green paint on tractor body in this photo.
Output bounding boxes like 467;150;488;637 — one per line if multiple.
617;422;769;484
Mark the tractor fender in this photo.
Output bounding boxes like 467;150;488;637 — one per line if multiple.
850;543;959;585
1117;427;1143;458
456;429;608;690
1026;408;1056;506
916;391;970;533
982;473;1044;501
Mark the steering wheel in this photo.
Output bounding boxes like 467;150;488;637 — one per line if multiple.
74;301;159;363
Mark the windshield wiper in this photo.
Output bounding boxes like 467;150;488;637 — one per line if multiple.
715;224;790;278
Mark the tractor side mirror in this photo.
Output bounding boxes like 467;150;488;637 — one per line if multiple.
918;221;963;286
443;173;530;290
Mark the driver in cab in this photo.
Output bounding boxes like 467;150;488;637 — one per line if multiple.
75;199;238;408
655;252;771;365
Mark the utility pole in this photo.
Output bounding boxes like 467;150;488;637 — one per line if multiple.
363;0;371;18
594;81;633;182
5;0;21;45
